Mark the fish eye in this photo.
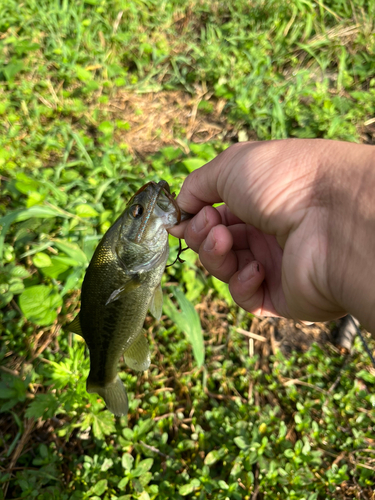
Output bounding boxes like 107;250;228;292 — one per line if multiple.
130;204;144;218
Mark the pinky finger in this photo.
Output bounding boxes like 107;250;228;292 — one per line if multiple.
229;261;274;317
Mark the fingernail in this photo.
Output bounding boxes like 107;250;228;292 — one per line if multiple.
192;207;208;233
238;262;259;282
203;231;216;252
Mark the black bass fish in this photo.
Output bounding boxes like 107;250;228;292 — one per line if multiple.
68;180;188;416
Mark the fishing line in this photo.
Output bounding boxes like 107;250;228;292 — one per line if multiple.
166;240;189;267
348;314;375;368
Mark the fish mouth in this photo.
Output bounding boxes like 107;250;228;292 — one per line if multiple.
132;180;192;242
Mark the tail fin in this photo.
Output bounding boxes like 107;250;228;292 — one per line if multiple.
87;375;128;416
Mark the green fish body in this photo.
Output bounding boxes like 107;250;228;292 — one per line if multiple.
69;180;185;416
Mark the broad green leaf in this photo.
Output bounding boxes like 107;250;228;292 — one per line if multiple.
132;478;143;493
136;418;154;436
218;480;229;490
75;65;93;82
52;240;88;265
8;279;24;294
179;479;200;496
60;267;84;296
100;458;113;471
138;492;150;500
122;453;134;471
189;143;217;161
164;288;204;367
91;411;116;439
161;146;182;161
33;252;53;268
118;477;129;490
10;266;30;279
25;393;59;419
234;436;249;450
132;458;154;477
0;290;13;308
3;61;24;81
357;369;375;383
182;157;206;173
90;479;107;496
41;256;74;279
14;172;40;194
19;285;62;326
204;450;222;465
75;204;99;218
211;276;235;306
230;462;242;477
138;472;152;487
98;121;114;135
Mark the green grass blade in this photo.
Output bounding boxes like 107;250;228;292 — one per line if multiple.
164;287;205;368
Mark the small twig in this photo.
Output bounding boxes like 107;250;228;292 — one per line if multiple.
355;463;375;471
332;451;347;466
251;463;260;500
204;388;244;402
1;466;39;473
328;371;344;393
248;381;253;402
139;441;172;460
0;366;20;377
236;328;267;342
113;10;124;34
11;299;22;316
137;387;174;398
248;338;254;357
30;322;62;361
153;412;176;422
282;378;329;395
3;418;36;498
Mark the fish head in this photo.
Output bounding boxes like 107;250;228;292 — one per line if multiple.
115;180;191;271
121;180;190;240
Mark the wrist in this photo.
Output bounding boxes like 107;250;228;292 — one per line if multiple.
319;141;375;332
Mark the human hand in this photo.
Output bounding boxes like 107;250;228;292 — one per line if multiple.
170;139;375;329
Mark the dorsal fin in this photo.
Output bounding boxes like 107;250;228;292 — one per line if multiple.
67;313;83;336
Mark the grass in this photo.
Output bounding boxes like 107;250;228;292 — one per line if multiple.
1;0;375;498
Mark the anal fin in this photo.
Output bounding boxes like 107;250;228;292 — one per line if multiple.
124;332;151;372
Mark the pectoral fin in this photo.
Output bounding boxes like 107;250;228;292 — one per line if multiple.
67;313;83;337
149;283;163;321
124;332;151;372
105;273;141;305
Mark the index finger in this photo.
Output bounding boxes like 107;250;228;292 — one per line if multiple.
175;142;258;216
174;160;223;214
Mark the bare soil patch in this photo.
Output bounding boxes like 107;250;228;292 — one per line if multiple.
105;90;248;156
